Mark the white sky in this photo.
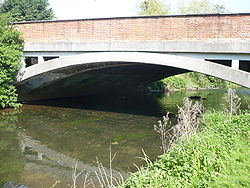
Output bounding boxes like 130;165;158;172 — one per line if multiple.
49;0;250;20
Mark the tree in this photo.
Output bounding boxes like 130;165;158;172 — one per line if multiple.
138;0;170;16
212;4;228;14
0;13;23;108
0;0;55;22
177;0;228;14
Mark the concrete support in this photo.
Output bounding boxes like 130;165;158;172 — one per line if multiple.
16;58;26;82
21;58;25;68
38;56;45;64
19;58;26;69
232;60;240;70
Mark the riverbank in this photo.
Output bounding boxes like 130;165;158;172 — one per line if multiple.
119;111;250;187
148;72;236;92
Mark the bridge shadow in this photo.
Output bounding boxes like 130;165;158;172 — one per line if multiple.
25;88;250;117
24;92;177;117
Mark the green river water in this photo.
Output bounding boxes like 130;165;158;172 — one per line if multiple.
0;89;250;188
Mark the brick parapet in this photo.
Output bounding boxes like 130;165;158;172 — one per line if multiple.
14;14;250;43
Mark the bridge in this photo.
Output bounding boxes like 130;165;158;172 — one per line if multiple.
14;13;250;101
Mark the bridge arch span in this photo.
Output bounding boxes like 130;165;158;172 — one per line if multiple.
16;52;250;101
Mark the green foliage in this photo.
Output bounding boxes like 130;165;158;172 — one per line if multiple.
213;4;228;14
187;72;227;89
177;0;228;14
0;13;23;108
148;74;188;91
119;111;250;187
148;72;234;91
138;0;170;15
162;75;188;90
0;0;55;22
147;80;165;91
137;0;228;16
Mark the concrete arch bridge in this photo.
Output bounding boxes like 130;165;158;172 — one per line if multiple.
14;13;250;101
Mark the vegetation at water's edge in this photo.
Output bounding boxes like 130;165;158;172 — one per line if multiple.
0;13;23;108
119;111;250;187
148;72;236;91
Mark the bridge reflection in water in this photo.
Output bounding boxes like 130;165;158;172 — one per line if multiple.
19;132;127;187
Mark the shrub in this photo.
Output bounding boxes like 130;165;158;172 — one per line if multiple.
0;13;23;108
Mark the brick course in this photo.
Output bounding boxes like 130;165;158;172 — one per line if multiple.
14;14;250;43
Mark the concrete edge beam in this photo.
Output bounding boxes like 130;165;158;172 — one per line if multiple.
23;40;250;54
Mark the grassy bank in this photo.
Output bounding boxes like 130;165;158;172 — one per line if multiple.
119;111;250;187
148;72;235;91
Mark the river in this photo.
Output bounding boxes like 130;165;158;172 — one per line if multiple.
0;89;250;188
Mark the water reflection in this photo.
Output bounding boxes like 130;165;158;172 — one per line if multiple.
0;110;24;186
0;89;249;187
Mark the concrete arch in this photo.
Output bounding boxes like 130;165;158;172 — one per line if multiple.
16;52;250;101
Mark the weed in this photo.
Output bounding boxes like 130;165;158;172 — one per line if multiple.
95;145;124;188
224;88;241;120
154;112;171;153
175;97;203;140
154;98;203;154
71;164;84;188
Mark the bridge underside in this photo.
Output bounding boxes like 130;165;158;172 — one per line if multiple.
16;63;187;101
15;52;250;101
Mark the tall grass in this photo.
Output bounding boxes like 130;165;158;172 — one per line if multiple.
154;98;203;154
70;145;124;188
118;111;250;188
224;88;241;120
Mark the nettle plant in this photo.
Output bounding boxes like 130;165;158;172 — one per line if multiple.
0;14;23;108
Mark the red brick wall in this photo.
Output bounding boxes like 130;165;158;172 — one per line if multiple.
14;14;250;43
